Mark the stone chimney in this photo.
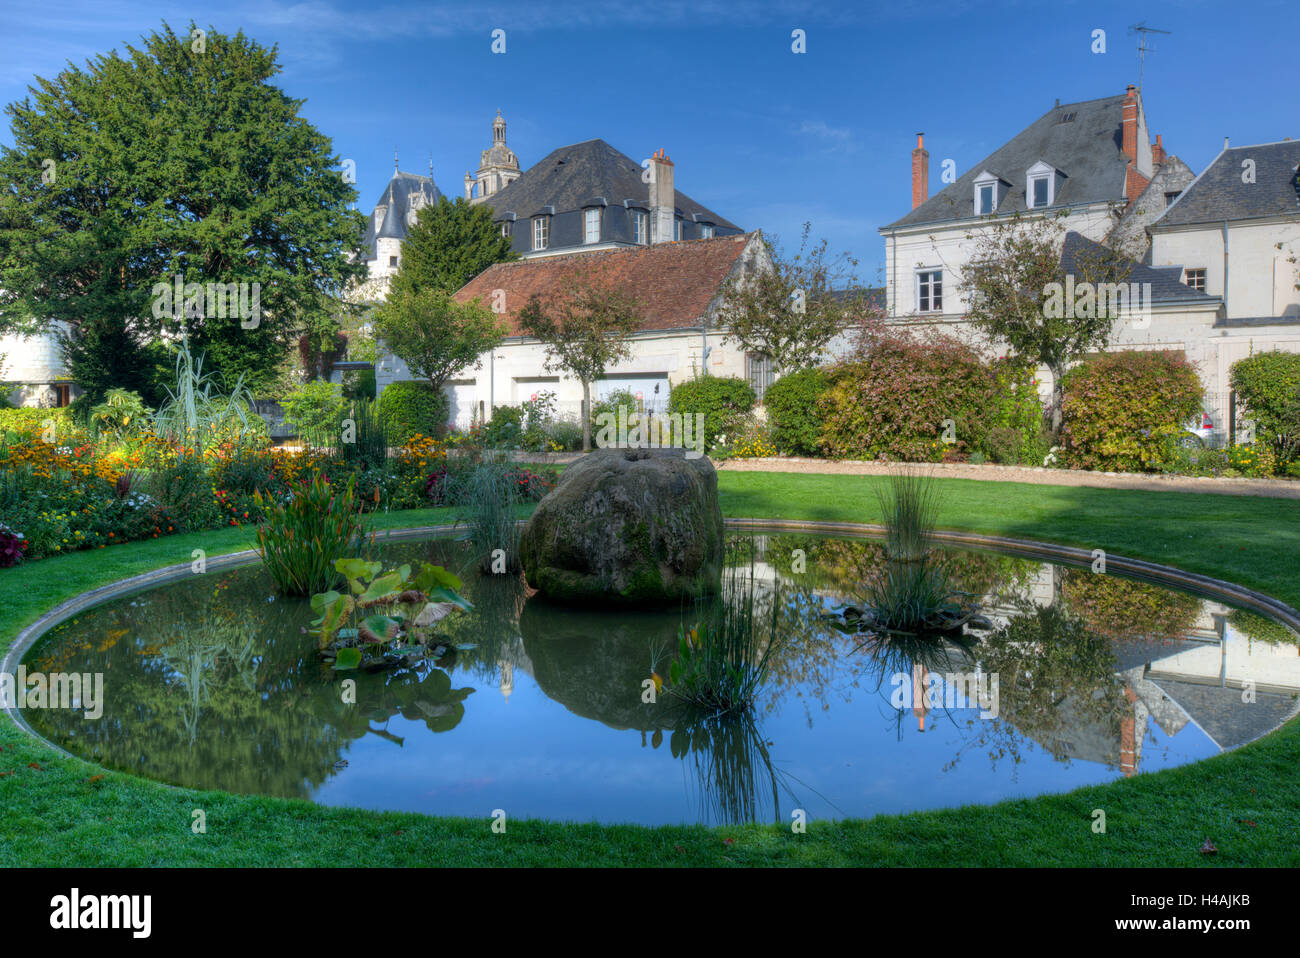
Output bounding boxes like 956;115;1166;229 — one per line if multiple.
1152;133;1166;166
911;133;929;209
649;148;675;243
1121;85;1139;163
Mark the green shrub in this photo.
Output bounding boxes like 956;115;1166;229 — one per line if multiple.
482;404;524;448
89;389;153;440
281;380;348;439
546;419;584;451
984;427;1023;465
343;367;377;402
763;368;828;456
668;376;757;450
590;388;641;425
1060;350;1203;472
819;334;997;461
1230;350;1300;456
378;381;450;444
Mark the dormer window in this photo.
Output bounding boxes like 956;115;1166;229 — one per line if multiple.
633;210;648;245
974;171;1009;215
1026;161;1059;209
500;220;512;238
532;216;549;251
583;208;601;244
701;224;715;239
674;219;683;241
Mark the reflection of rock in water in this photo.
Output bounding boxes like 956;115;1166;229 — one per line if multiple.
520;598;685;731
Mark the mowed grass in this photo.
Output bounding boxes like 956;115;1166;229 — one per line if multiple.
1;473;1298;867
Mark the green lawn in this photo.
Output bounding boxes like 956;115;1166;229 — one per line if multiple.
1;473;1297;867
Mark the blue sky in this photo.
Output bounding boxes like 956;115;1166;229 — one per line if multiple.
2;0;1297;282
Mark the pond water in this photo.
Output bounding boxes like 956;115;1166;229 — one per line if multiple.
19;532;1300;826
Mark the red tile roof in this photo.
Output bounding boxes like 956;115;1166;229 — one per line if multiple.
454;233;757;335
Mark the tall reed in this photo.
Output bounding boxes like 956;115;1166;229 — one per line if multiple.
876;467;938;562
459;455;523;573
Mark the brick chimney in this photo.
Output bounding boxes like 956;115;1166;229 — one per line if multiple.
1152;133;1166;166
649;148;675;243
911;133;929;209
1121;85;1138;163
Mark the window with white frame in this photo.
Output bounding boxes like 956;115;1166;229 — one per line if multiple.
583;208;600;244
916;269;943;312
1026;161;1057;209
532;216;549;250
674;219;683;241
977;183;995;215
500;220;512;238
1185;267;1206;292
633;210;648;244
701;223;714;239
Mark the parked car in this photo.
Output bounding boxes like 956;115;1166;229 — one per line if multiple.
1180;412;1215;448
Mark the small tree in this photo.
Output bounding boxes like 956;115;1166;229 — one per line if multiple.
516;277;643;451
390;196;517;297
372;287;505;393
959;213;1135;439
716;223;868;375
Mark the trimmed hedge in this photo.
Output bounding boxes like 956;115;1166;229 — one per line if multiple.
668;376;756;450
378;380;450;443
764;368;829;456
1060;350;1203;472
818;334;998;461
1230;350;1300;455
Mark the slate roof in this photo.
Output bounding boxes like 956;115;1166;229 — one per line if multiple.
1153;141;1300;228
361;171;442;258
480;139;741;253
1061;232;1218;304
883;94;1135;230
453;232;758;335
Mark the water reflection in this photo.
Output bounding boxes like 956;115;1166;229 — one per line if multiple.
18;533;1299;824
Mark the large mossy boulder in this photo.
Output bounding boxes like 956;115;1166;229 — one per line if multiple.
519;447;724;606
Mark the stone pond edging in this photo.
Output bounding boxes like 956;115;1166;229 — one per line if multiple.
6;519;1298;756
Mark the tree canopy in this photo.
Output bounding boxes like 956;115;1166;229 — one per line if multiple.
0;21;366;401
388;196;517;297
372;287;505;392
516;275;643;451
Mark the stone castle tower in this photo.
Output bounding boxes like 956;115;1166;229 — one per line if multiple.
464;110;521;203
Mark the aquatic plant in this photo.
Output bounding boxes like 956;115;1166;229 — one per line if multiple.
458;455;524;573
254;473;372;596
310;558;473;671
653;559;784;716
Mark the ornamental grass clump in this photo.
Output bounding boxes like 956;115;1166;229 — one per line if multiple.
459;456;525;573
877;468;938;562
653;556;784;717
254;473;372;595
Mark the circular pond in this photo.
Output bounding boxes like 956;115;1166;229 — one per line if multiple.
16;531;1300;826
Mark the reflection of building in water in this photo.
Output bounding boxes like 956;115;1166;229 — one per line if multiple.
912;663;930;732
499;661;514;701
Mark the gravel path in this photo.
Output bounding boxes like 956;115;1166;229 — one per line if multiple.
714;457;1300;499
511;450;1300;499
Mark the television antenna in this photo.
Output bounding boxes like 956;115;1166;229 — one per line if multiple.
1128;22;1172;92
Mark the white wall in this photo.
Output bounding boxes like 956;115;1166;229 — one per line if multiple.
1152;218;1300;320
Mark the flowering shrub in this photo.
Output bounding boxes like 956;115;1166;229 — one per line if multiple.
1225;443;1276;478
819;333;998;461
0;521;27;567
726;435;778;459
1060;351;1203;472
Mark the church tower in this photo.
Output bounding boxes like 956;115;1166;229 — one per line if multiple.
465;110;521;203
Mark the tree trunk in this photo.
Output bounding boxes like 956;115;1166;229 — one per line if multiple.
581;379;591;452
1050;366;1065;442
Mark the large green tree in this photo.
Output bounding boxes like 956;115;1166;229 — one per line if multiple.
0;21;366;402
389;196;516;297
516;275;643;451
